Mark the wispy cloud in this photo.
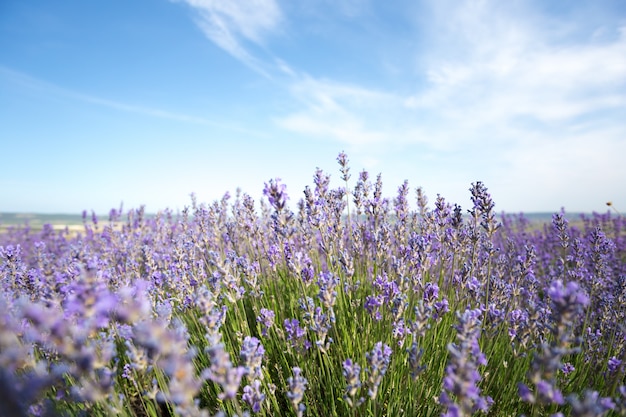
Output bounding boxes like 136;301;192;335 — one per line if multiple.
174;0;283;76
276;75;400;146
0;65;268;136
171;0;626;210
275;1;626;149
407;2;626;127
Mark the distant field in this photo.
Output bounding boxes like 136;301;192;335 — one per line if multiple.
0;212;113;234
0;212;85;226
0;211;589;233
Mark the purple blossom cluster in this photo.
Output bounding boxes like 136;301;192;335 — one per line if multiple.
440;308;493;416
0;152;625;416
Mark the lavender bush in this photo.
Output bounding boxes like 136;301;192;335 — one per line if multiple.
1;153;625;417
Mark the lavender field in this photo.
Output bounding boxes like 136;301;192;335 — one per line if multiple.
1;153;625;417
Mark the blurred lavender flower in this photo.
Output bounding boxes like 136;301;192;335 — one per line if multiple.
342;358;363;407
566;390;615;417
299;296;334;351
392;319;410;347
263;178;288;212
364;295;383;321
612;386;626;415
410;301;432;339
536;379;564;405
133;318;205;411
608;356;622;374
365;342;392;400
242;379;265;413
287;367;307;417
521;278;588;407
440;308;493;416
284;318;311;353
416;186;428;217
62;265;117;328
317;271;340;309
407;342;427;380
193;285;227;346
256;308;275;337
205;343;246;400
240;336;265;382
113;279;153;324
548;280;589;330
337;151;351;183
423;282;439;304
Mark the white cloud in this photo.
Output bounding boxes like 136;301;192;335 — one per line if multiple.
174;0;283;75
277;1;626;151
494;125;626;211
171;0;626;209
275;78;463;151
407;1;626;127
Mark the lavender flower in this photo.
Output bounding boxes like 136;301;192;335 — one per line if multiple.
392;319;410;347
608;356;622;374
342;359;363;407
205;343;246;400
469;181;499;236
284;318;311;353
423;282;440;304
440;309;492;416
566;390;615;417
256;308;275;337
337;151;351;183
242;379;265;413
240;336;265;381
365;342;392;400
364;295;383;321
317;271;340;309
287;367;307;417
548;279;589;328
1;154;625;417
517;278;590;408
407;341;427;380
263;178;288;212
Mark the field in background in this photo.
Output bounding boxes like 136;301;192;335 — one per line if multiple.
0;212;141;235
0;211;587;234
0;212;86;233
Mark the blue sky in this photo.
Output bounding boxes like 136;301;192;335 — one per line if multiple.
1;0;625;215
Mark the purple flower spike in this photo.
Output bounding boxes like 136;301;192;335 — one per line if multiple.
240;336;265;381
424;282;439;304
317;271;340;309
365;342;392;400
440;309;492;416
608;356;622;374
548;280;589;311
567;390;615;417
284;318;310;352
287;367;308;417
205;343;245;400
337;151;351;183
243;379;265;413
256;308;275;337
263;178;289;212
536;379;564;405
342;358;363;407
